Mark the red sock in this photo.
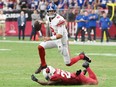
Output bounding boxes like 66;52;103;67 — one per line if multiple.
38;45;46;66
70;55;82;66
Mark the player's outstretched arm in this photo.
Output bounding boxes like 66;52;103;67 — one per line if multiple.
31;74;61;85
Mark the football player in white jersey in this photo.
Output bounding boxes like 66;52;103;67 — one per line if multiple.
35;3;91;74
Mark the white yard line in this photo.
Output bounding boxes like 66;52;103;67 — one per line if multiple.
0;40;116;46
70;41;116;46
0;49;11;51
76;53;116;57
87;53;116;56
0;40;40;44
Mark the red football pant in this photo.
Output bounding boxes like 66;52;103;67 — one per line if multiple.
38;45;46;66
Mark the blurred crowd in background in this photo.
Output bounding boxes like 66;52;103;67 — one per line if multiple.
0;0;116;42
0;0;116;11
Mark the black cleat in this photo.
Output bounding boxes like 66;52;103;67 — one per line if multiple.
31;74;38;82
76;69;81;76
35;65;47;74
82;61;89;69
80;52;91;63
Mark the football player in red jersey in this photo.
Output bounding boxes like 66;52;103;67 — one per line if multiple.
32;61;98;85
35;3;91;74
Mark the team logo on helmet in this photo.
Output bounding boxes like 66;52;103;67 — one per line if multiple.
42;66;55;80
47;3;57;12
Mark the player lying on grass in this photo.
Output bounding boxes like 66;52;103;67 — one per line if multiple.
31;61;98;85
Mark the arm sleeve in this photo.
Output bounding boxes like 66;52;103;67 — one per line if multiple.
95;14;98;20
109;19;112;27
17;17;20;25
99;19;101;27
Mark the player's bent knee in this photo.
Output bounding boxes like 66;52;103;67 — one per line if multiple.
38;45;44;50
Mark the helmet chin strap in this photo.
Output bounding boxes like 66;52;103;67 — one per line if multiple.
50;14;57;19
49;15;55;18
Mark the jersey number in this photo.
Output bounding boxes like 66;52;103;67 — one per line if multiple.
61;70;71;78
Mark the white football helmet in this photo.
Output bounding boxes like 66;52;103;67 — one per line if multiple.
42;66;56;80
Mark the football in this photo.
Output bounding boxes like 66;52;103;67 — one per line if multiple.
34;21;42;31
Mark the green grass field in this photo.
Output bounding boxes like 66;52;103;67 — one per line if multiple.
0;37;116;87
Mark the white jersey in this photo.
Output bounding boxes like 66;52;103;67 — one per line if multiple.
46;14;68;44
40;14;70;64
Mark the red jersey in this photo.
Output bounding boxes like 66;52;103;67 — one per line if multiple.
50;69;82;85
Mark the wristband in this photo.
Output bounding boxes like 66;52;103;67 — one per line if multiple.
50;36;57;40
